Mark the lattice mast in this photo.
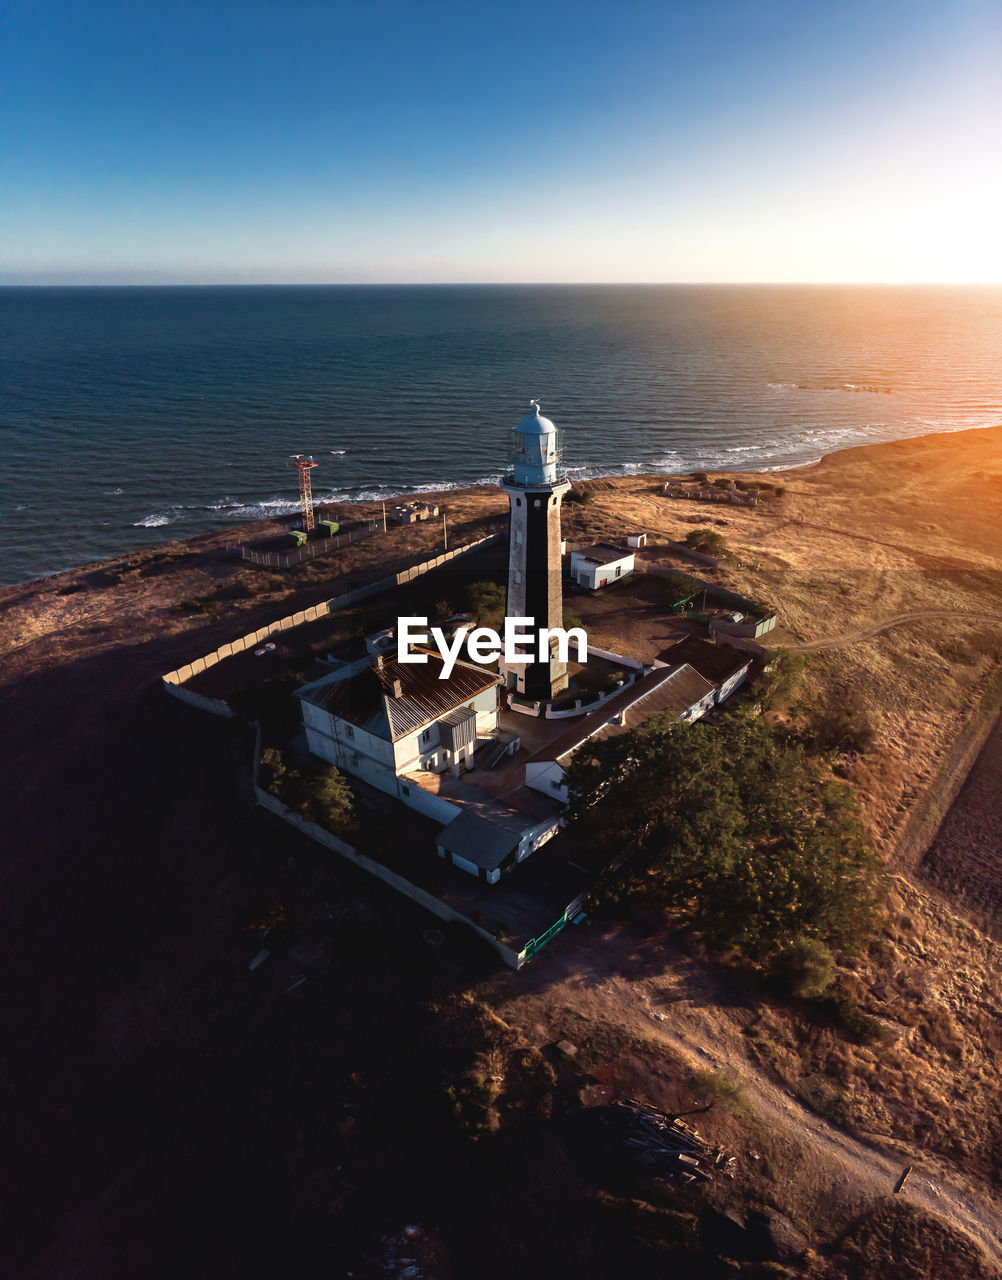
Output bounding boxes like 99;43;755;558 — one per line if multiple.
288;454;318;531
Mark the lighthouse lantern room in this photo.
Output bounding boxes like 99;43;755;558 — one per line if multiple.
500;401;572;701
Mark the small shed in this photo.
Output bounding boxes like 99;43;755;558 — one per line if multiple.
436;811;521;884
569;543;635;590
627;532;647;548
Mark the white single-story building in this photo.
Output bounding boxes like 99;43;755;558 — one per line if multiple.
569;543;635;590
626;532;648;548
435;805;562;885
525;663;717;803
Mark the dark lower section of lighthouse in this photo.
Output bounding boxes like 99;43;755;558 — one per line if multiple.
521;494;560;699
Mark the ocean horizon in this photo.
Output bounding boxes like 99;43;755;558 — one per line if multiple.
2;283;1001;587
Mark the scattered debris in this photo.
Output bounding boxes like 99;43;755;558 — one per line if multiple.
248;948;270;972
556;1039;579;1058
894;1164;913;1194
608;1098;733;1183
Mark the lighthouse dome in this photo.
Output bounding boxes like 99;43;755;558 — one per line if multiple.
516;401;556;435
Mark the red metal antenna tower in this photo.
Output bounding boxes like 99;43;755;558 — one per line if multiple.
288;454;318;531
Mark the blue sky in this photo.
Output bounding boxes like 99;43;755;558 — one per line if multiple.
2;0;1000;283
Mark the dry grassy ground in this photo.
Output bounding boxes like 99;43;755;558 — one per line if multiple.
3;425;1002;1276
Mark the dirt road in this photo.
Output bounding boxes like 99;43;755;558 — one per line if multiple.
506;927;1002;1275
775;609;1002;653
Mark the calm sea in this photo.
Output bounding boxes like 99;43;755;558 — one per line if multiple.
2;284;1001;587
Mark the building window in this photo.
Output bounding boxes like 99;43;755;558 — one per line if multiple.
615;566;622;577
515;497;522;507
401;785;410;796
421;728;431;745
343;724;354;739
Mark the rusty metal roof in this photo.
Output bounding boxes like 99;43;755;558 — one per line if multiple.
527;664;715;764
656;636;751;685
572;542;634;566
298;648;500;742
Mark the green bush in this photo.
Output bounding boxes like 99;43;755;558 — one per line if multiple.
802;702;877;756
565;485;593;505
775;936;836;997
684;528;728;556
817;990;886;1044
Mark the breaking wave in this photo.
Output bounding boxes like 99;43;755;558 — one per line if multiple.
133;507;182;528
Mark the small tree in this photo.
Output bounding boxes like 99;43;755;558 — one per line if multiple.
758;649;804;708
684;528;728;556
467;580;506;629
298;766;356;832
774;936;836;997
660;571;700;605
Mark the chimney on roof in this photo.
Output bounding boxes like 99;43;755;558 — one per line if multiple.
391;678;403;699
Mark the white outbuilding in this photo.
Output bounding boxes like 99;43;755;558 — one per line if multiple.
569;543;635;590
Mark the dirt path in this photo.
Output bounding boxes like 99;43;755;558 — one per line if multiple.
775;609;1002;653
632;986;1002;1271
509;929;1002;1274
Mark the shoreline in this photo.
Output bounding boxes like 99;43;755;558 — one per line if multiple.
3;419;1002;596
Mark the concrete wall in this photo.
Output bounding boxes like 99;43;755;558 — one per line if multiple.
163;683;235;718
514;815;562;862
585;644;646;672
395;779;461;824
162;534;501;705
254;784;522;967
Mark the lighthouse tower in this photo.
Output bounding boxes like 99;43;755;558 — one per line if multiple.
500;401;571;701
